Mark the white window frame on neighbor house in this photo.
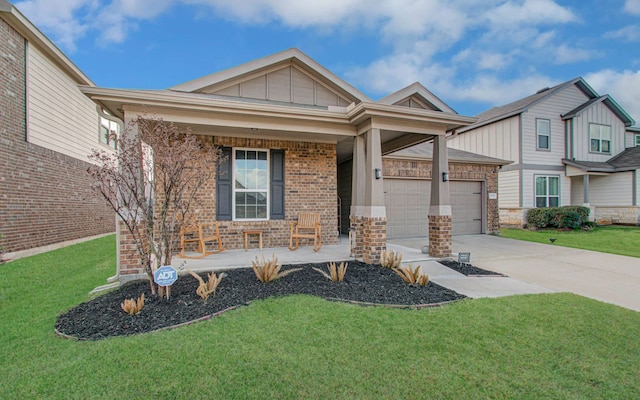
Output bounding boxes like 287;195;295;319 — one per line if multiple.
99;116;120;150
635;134;640;147
232;148;270;221
589;123;611;154
535;175;560;208
536;118;551;150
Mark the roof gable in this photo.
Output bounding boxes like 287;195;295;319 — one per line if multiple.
562;95;635;127
377;82;456;114
170;48;370;107
457;77;599;133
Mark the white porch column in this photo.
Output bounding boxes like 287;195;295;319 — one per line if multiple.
350;134;366;216
427;134;452;257
583;174;590;205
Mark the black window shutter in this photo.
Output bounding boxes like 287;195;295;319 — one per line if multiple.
216;147;232;220
270;149;285;220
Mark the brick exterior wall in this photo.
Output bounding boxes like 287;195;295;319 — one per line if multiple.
117;134;340;275
383;158;501;233
0;18;115;254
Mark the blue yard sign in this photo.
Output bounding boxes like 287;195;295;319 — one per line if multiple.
154;265;178;286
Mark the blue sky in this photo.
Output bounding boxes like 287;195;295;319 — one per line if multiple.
15;0;640;122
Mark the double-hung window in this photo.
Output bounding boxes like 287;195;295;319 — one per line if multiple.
535;176;559;208
589;123;611;153
234;149;269;220
536;119;550;150
635;134;640;147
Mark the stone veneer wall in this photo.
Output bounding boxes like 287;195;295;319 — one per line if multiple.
0;18;114;255
383;158;501;233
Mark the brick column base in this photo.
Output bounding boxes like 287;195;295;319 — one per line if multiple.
362;216;387;265
428;214;452;257
349;214;364;259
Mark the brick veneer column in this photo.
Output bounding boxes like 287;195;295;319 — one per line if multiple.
349;214;364;259
117;220;146;278
362;216;386;264
428;214;452;257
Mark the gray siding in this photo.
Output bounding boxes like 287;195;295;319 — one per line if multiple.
522;85;587;166
211;65;351;107
589;172;633;206
448;115;520;162
572;102;627;161
497;170;520;207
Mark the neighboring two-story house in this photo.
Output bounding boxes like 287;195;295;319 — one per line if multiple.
0;1;116;259
448;77;639;226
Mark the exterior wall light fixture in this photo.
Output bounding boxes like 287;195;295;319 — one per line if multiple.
442;172;449;182
375;168;382;179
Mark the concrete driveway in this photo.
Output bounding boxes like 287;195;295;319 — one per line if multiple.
451;235;640;312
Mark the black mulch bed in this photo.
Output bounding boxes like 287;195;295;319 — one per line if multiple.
56;261;466;340
439;260;505;277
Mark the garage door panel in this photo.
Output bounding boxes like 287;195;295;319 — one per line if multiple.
385;179;483;238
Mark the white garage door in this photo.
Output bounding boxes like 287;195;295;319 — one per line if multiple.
384;179;483;238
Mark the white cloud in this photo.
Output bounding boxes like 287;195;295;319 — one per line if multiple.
14;0;97;52
484;0;578;27
553;45;600;64
604;25;640;42
624;0;640;15
94;0;174;43
585;69;640;123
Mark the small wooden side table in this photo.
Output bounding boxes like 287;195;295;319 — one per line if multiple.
243;230;263;251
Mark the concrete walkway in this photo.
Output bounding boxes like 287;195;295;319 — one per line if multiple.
449;235;640;312
387;239;555;300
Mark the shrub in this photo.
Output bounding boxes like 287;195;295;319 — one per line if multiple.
252;255;301;283
187;269;225;301
313;261;348;282
392;264;429;286
527;206;590;229
380;249;402;268
121;293;145;315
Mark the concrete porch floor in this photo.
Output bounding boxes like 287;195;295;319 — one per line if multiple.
170;235;443;273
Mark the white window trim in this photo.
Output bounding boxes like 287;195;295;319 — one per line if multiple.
534;175;560;208
589;123;612;154
97;108;122;150
635;134;640;147
232;148;270;221
536;118;551;151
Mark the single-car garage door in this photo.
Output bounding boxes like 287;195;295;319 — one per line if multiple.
384;179;483;238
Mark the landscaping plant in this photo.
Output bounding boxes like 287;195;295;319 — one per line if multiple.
312;261;348;282
187;269;225;300
252;255;301;282
380;249;402;268
120;293;145;315
88;115;223;295
392;264;429;286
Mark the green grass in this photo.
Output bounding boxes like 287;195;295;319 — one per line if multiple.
2;235;640;399
500;225;640;258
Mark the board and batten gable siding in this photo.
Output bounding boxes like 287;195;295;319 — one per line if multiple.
572;102;627;161
588;172;634;206
210;65;351;107
497;169;520;207
27;44;103;162
448;115;520;163
521;169;571;208
521;85;588;165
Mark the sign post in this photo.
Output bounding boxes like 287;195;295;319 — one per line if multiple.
154;265;178;299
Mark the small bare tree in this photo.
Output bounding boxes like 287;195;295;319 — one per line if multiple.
88;115;221;295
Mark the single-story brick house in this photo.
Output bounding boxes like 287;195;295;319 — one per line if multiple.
80;49;491;282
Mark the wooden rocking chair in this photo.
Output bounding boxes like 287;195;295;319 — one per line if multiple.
289;212;322;252
178;217;224;259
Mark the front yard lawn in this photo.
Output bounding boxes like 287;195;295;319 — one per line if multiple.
1;235;639;399
500;225;640;258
